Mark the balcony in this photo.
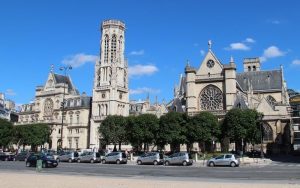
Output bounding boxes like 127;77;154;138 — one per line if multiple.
195;73;224;82
92;115;107;122
187;110;227;117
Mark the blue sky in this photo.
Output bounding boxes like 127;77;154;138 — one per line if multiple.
1;0;300;105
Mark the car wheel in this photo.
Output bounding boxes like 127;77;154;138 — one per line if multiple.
153;160;158;166
68;158;72;163
77;159;81;163
230;162;236;167
209;162;215;167
137;160;142;165
182;161;187;166
26;162;31;167
90;159;94;163
116;159;120;164
102;159;106;164
42;163;46;168
165;161;170;166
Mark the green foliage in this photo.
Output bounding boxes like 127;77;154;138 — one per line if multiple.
222;108;262;144
0;118;14;148
187;111;220;144
157;112;188;149
99;115;127;146
126;114;159;151
14;123;50;150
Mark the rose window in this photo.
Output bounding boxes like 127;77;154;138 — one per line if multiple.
199;85;223;111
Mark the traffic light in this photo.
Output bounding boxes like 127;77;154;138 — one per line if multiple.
60;101;65;109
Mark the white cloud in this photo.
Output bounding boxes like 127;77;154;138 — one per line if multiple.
129;64;158;77
271;20;281;24
5;89;16;96
129;50;144;56
200;50;205;56
245;38;256;43
129;87;160;95
292;59;300;65
260;46;286;62
62;53;98;68
226;42;250;51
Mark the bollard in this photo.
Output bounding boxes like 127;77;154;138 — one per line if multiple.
36;159;42;172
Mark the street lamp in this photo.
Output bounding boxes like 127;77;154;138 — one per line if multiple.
59;65;72;150
259;114;264;159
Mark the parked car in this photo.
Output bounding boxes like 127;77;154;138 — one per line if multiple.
137;152;164;165
0;152;15;161
56;151;79;163
164;152;193;166
245;150;265;158
26;153;58;168
77;152;104;163
102;152;127;164
14;152;33;161
207;154;240;167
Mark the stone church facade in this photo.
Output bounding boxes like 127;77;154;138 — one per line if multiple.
168;42;291;154
17;71;91;150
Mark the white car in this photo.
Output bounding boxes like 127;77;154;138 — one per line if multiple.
207;154;240;167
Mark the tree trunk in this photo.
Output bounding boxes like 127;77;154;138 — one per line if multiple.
118;142;122;151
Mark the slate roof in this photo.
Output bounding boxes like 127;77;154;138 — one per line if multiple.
236;70;282;92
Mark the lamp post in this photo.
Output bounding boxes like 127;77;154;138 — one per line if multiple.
59;65;72;150
259;114;264;159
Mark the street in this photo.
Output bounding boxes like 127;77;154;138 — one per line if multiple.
0;160;299;182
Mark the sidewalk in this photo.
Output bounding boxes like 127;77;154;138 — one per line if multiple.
1;171;299;188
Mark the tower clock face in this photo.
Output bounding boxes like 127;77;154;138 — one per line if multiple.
207;59;215;68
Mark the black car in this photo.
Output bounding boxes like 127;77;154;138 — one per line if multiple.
26;154;58;168
15;152;31;161
0;152;15;161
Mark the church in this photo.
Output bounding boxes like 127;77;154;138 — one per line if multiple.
168;41;291;154
17;19;292;154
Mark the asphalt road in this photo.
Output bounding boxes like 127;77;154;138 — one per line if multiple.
0;161;299;181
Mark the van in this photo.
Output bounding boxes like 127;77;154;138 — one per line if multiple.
164;152;193;166
77;152;104;163
137;152;164;165
102;152;127;164
56;151;79;163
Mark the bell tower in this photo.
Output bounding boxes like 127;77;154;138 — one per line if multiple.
90;20;129;149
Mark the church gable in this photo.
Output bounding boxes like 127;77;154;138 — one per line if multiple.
196;50;223;76
256;96;276;114
44;73;56;91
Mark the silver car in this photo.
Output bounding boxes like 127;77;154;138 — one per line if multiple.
77;152;104;163
207;154;240;167
56;151;79;163
164;152;193;166
137;152;164;165
102;152;127;164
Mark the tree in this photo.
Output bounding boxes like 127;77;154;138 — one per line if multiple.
157;112;188;151
99;115;127;151
126;114;159;152
187;111;220;152
0;118;14;149
222;108;261;152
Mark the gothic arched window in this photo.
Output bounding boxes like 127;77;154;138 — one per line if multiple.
104;35;109;64
266;95;276;108
111;34;117;62
263;123;273;142
199;85;223;111
44;98;54;116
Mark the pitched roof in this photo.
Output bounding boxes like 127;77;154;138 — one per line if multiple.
53;74;77;93
236;70;282;92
